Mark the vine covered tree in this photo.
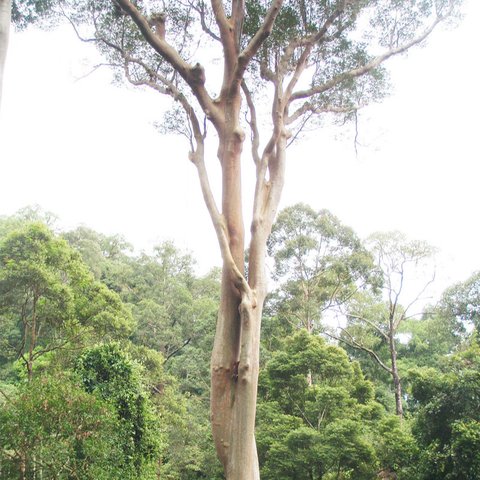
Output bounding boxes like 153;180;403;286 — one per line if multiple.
9;1;463;477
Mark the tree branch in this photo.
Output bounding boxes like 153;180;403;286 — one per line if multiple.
241;80;261;166
233;0;283;86
326;328;392;374
286;101;359;125
289;15;443;104
114;0;221;126
189;134;253;303
345;311;390;342
164;337;192;363
193;1;221;42
280;6;344;98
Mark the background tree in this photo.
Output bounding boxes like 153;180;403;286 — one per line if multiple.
0;375;126;480
65;227;220;398
437;270;480;333
255;330;408;479
409;340;480;480
267;203;378;336
0;223;134;381
8;0;464;476
75;343;162;479
333;231;436;417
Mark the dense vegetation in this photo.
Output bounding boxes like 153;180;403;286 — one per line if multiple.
0;205;478;479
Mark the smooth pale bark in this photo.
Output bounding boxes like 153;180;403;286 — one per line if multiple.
210;89;267;479
0;0;11;108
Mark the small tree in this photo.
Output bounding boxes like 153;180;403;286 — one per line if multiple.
409;341;480;479
438;270;480;334
256;330;380;479
0;375;126;480
9;1;463;477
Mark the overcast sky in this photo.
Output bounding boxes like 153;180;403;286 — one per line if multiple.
1;1;479;303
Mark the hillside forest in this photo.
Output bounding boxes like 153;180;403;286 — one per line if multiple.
0;205;479;479
1;1;478;479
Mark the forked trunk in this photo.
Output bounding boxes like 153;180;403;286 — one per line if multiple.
210;92;272;479
211;284;264;479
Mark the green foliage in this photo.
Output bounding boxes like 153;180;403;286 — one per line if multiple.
3;210;479;478
11;0;58;30
0;222;134;379
257;330;381;479
267;203;378;335
438;270;480;332
399;312;465;370
63;226;133;280
409;341;480;479
75;343;163;478
0;375;125;479
374;415;418;479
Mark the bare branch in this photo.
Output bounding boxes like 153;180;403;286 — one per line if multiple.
164;337;192;363
345;311;390;342
190;136;253;303
211;0;233;45
398;270;436;328
286;101;359;125
210;0;239;77
73;63;117;82
192;1;221;42
232;0;245;53
326;328;392;374
280;6;344;95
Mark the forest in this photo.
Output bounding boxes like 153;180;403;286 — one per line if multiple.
1;0;478;479
0;205;479;479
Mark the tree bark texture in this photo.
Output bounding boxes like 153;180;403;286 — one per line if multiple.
0;0;11;108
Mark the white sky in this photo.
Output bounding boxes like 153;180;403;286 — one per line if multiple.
1;1;479;304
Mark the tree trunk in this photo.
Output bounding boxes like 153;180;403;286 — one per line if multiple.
209;82;282;476
211;293;264;479
0;0;11;109
389;334;403;418
27;295;39;382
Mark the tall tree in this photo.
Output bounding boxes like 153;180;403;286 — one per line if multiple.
335;231;436;417
267;203;377;335
23;1;462;477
